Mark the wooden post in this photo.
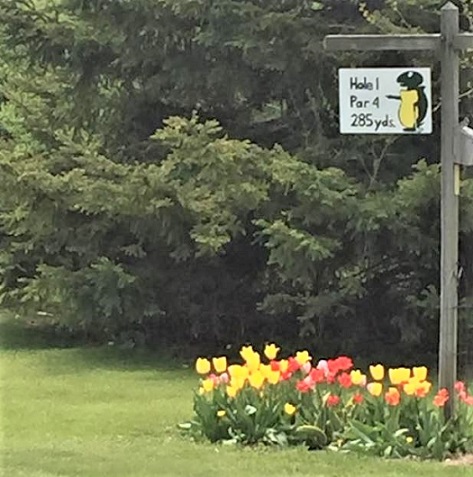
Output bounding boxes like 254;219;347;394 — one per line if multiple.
324;1;473;418
439;2;459;419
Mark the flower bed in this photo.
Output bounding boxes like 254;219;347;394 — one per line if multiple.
182;344;473;460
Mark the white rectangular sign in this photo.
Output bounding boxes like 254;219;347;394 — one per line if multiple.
339;67;432;134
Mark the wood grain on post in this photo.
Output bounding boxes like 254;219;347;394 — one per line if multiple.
438;1;460;420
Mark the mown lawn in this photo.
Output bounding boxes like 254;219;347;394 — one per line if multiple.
1;317;472;477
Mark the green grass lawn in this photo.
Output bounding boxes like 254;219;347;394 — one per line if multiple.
1;317;472;477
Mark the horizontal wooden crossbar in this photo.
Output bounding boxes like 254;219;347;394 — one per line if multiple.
324;33;473;52
454;33;473;50
324;34;441;51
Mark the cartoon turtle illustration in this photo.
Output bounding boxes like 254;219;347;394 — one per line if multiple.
386;71;428;131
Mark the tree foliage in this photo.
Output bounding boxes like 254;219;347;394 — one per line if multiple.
1;0;473;363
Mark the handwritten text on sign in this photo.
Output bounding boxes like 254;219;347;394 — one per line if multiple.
339;68;432;134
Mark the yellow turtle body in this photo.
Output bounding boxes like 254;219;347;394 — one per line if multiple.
398;90;419;129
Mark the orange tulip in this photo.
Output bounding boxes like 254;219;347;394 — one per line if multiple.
414;380;432;398
385;387;401;406
433;388;449;407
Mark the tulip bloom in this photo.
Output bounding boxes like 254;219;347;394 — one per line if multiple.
296;379;312;393
230;377;246;391
308;368;325;384
350;369;366;386
301;361;312;375
295;350;312;366
403;378;417;396
219;372;229;384
284;403;296;415
279;359;289;373
228;364;249;381
414;380;432;398
202;377;215;393
288;357;301;373
433;388;449;407
388;367;411;385
316;359;329;375
245;352;261;372
326;394;341;407
369;364;384;381
240;345;255;361
367;382;383;397
195;357;211;375
385;387;401;406
226;385;238;398
248;370;265;389
353;392;364;404
337;372;352;389
412;366;428;382
463;395;473;406
332;356;354;372
259;364;272;378
212;356;227;374
266;370;281;385
264;343;280;360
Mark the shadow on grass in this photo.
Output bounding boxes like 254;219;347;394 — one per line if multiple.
0;313;68;350
0;312;192;374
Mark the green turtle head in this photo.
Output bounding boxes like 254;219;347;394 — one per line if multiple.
397;71;424;89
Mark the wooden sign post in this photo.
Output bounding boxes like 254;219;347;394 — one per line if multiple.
325;2;473;418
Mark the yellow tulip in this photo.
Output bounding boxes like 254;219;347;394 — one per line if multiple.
202;378;215;393
240;345;256;362
350;369;366;386
264;343;280;360
217;410;226;418
389;367;411;385
403;379;417;396
415;380;432;397
284;403;296;415
226;385;238;398
195;357;211;375
367;382;383;397
231;377;246;391
248;370;265;389
212;356;227;374
246;353;261;372
267;370;281;385
228;364;249;381
279;359;289;373
295;350;312;366
369;364;385;381
259;364;272;379
412;366;428;382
